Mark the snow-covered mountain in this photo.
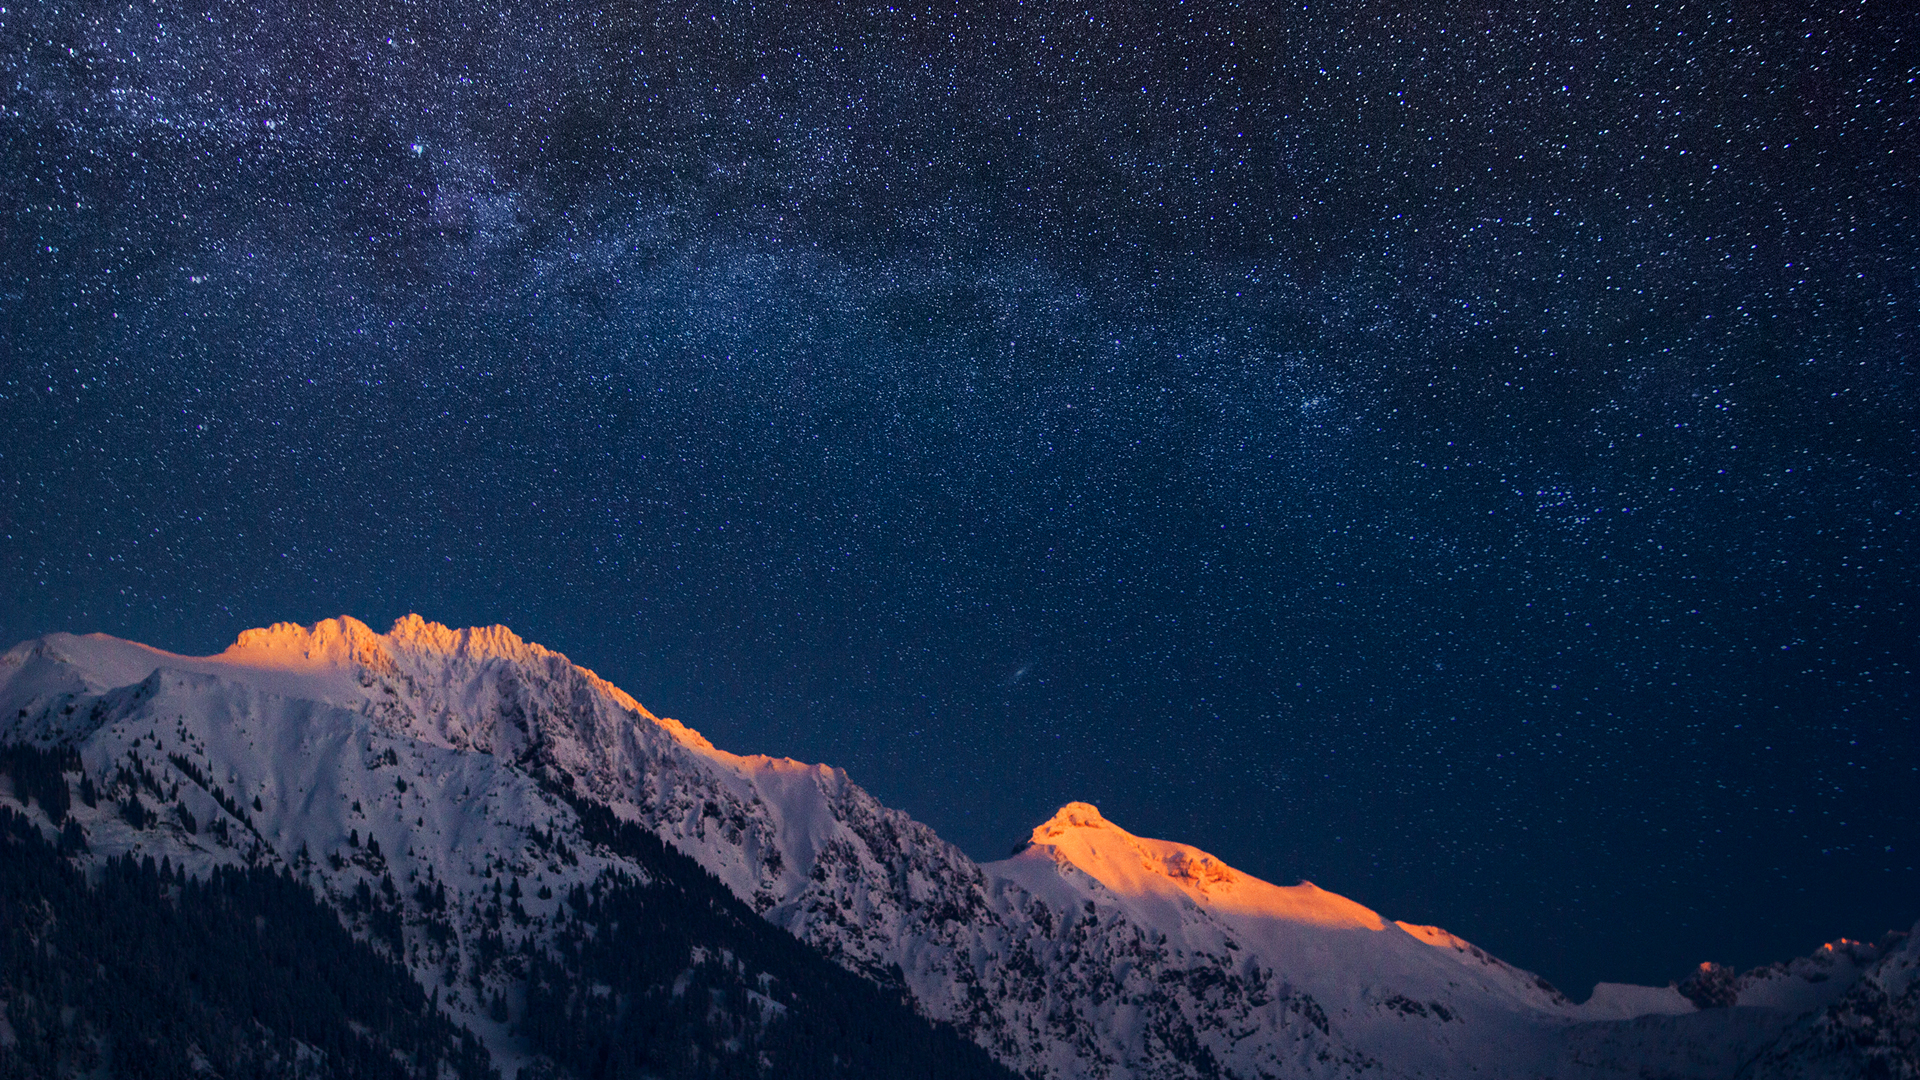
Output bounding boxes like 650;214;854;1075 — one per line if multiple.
1;616;1912;1079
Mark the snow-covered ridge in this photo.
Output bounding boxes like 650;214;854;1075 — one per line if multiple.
1013;800;1388;930
2;616;1911;1080
221;614;715;751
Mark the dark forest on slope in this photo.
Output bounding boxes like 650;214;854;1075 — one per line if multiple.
516;794;1019;1080
0;798;495;1080
0;746;1022;1080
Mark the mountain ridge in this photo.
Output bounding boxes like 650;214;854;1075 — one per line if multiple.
2;615;1912;1079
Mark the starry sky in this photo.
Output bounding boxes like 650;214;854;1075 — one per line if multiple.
4;0;1916;996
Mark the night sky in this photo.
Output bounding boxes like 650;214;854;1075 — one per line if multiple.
4;0;1916;997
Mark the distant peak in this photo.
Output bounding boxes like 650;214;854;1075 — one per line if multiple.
1017;802;1388;931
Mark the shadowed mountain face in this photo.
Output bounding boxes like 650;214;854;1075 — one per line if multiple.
1;616;1914;1079
0;799;497;1080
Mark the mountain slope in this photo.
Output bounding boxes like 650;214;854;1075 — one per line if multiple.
0;795;495;1080
1745;930;1920;1080
0;622;1015;1080
0;616;1910;1079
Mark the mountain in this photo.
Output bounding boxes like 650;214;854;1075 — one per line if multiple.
0;618;1012;1080
0;616;1912;1079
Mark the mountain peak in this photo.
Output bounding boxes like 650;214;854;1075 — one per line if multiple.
383;614;536;661
226;615;391;668
1017;802;1387;931
216;614;702;750
224;614;544;669
1036;801;1107;832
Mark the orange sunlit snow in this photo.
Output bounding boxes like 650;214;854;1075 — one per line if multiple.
1014;802;1389;930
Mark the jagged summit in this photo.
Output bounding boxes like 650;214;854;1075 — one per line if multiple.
0;614;719;770
228;614;536;669
226;614;398;664
214;614;685;738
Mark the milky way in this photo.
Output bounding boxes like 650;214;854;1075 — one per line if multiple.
3;0;1914;994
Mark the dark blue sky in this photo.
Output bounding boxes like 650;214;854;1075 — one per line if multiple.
4;0;1914;996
